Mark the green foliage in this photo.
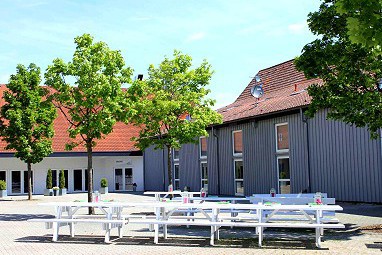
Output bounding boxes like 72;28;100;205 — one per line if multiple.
335;0;382;52
59;170;65;189
0;180;6;190
0;63;56;164
295;0;382;138
46;169;53;189
128;50;222;183
100;178;108;188
45;33;133;149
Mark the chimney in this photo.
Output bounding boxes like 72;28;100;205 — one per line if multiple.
294;84;298;92
137;74;143;81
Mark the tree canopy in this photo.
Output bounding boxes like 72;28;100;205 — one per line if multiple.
295;0;382;138
0;63;56;199
335;0;382;52
45;34;132;211
128;50;222;186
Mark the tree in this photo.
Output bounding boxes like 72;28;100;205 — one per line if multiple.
0;64;56;200
295;0;382;138
128;50;222;188
335;0;382;51
59;170;65;189
46;169;53;189
45;34;132;213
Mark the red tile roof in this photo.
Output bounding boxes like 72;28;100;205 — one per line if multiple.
217;60;322;123
0;85;140;153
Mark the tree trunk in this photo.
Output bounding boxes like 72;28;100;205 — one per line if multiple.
27;162;32;200
166;145;172;188
87;142;95;215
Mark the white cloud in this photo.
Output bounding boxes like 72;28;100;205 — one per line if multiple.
288;22;308;34
186;32;206;42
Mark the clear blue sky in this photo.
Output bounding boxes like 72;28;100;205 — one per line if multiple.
0;0;320;109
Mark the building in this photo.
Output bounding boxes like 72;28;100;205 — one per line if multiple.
0;85;144;195
144;60;382;203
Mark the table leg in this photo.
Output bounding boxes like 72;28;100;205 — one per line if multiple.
258;209;263;247
68;207;75;237
315;210;322;248
52;222;59;242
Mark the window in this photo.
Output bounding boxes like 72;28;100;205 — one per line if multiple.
275;123;289;152
199;137;207;158
73;169;88;192
51;169;68;189
234;159;244;195
233;130;243;156
277;156;291;194
11;170;33;194
174;163;180;190
173;147;180;161
200;161;208;191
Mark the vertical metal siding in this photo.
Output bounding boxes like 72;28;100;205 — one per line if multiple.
144;145;165;191
308;109;382;202
179;143;200;191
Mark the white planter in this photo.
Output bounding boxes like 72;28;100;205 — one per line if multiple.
0;190;7;198
59;188;67;196
100;187;108;194
44;189;53;196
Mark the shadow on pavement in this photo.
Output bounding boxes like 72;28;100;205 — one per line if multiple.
0;214;53;221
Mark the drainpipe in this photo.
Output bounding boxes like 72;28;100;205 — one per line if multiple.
300;108;312;193
212;126;221;195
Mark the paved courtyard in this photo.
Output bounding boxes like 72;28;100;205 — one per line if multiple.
0;192;381;255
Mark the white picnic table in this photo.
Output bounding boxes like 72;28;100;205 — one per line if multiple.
144;191;202;201
132;201;344;247
29;200;345;248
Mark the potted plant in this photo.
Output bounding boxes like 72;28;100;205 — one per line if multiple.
52;186;59;196
44;169;53;196
58;170;66;195
0;180;7;198
100;178;108;194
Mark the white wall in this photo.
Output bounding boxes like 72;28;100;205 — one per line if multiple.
0;155;144;195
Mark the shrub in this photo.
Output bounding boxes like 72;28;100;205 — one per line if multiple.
100;178;108;188
0;180;6;190
46;169;53;189
59;170;65;189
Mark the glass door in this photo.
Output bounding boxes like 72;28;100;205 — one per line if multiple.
115;168;133;191
11;170;33;194
73;169;87;192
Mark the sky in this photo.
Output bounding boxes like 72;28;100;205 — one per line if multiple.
0;0;321;109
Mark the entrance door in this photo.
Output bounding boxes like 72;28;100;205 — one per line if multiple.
73;169;88;192
11;170;33;194
115;168;133;191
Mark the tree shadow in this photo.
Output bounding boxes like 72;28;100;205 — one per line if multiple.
0;214;53;221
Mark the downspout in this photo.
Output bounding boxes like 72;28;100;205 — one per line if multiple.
162;147;166;191
212;126;221;195
300;108;312;193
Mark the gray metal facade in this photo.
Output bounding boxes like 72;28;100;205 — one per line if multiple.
144;109;382;202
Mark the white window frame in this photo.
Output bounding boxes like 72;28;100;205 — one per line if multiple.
200;161;208;191
277;155;291;194
199;136;207;159
232;130;243;157
173;147;180;161
173;163;180;191
113;167;134;191
234;158;244;196
72;168;87;192
275;122;289;153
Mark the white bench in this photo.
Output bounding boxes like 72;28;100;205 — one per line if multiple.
128;218;345;247
28;218;126;242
